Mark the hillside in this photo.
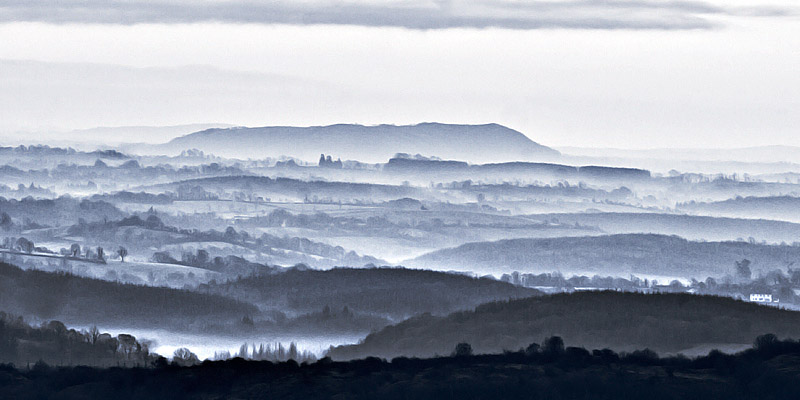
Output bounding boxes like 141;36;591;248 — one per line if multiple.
528;212;800;244
160;123;560;163
677;195;800;223
203;267;540;320
0;262;257;329
329;291;800;360
406;233;800;277
144;175;427;203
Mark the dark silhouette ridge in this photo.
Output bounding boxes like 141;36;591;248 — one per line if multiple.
2;335;800;399
329;291;800;360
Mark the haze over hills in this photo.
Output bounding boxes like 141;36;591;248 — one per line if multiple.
157;123;561;163
559;145;800;164
405;234;800;278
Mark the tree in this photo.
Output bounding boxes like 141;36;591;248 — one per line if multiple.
173;347;200;366
0;212;12;230
88;325;100;345
754;333;779;352
525;342;541;356
117;246;128;262
543;336;565;356
15;237;34;253
735;259;752;281
452;342;473;357
70;243;81;258
196;249;209;265
118;334;137;359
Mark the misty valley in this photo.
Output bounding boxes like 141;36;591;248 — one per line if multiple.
2;123;800;398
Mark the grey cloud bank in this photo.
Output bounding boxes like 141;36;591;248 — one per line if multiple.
0;0;791;29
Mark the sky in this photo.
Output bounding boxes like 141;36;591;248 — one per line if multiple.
0;0;798;148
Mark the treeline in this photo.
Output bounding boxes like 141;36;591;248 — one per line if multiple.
3;335;800;399
0;196;125;228
0;312;156;367
152;249;267;276
154;175;424;203
329;291;800;360
0;145;126;159
215;342;317;364
501;271;649;290
68;215;383;267
0;262;257;329
236;208;556;238
502;263;800;304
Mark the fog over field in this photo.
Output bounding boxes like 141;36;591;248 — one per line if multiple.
2;122;800;368
1;2;799;398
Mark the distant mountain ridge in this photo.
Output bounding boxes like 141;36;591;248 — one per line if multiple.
160;123;560;163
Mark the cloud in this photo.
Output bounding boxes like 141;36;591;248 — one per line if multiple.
0;0;792;30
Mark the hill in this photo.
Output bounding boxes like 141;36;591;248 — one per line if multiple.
384;156;650;181
406;233;800;277
677;196;800;223
160;123;560;163
202;267;539;320
329;291;800;360
528;212;800;244
0;262;257;329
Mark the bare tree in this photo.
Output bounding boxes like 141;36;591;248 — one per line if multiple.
88;325;101;345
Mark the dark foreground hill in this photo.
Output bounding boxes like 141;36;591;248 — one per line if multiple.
0;262;256;329
329;291;800;360
3;336;800;400
406;233;800;277
161;123;560;162
203;267;540;320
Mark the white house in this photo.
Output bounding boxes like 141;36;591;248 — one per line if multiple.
749;294;775;303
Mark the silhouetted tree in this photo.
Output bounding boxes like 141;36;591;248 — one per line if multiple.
543;336;565;356
754;333;779;352
117;246;128;262
88;325;100;345
453;342;473;357
172;347;200;366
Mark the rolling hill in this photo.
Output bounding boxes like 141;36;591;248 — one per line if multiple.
528;212;800;244
203;267;540;320
329;291;800;360
405;233;800;278
0;262;257;329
